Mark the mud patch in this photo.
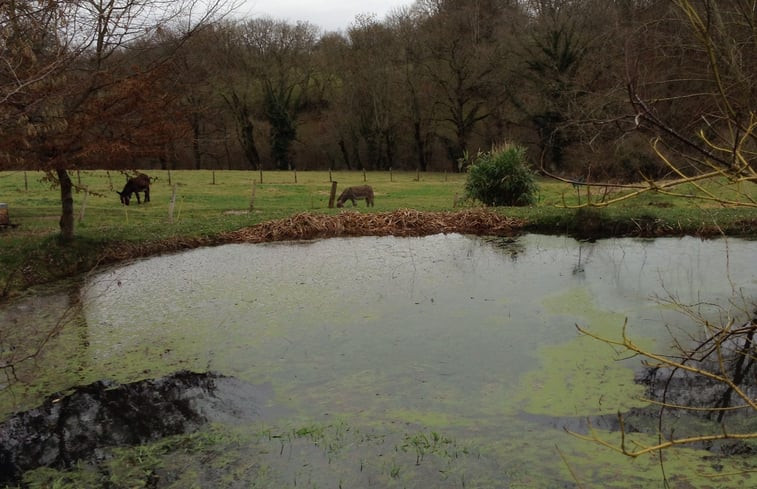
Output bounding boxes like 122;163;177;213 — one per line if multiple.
635;316;757;417
0;370;271;486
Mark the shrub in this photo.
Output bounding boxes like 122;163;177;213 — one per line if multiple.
464;145;538;206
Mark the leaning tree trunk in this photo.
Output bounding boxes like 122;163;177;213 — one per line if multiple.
57;168;75;242
223;92;262;170
338;139;352;170
413;121;428;172
191;113;202;170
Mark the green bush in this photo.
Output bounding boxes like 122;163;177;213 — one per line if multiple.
464;145;538;206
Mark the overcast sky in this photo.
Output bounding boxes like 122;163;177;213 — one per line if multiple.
237;0;413;32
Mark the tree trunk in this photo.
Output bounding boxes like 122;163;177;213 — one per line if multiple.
338;139;352;170
264;90;296;171
413;121;428;172
192;113;202;170
384;131;396;170
224;92;261;170
57;169;75;242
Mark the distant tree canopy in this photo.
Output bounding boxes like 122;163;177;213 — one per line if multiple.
1;0;755;239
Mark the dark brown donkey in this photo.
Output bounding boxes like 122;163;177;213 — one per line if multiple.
117;173;151;206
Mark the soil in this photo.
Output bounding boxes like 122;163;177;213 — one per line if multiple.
0;371;271;487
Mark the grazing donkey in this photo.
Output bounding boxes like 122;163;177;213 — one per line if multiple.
336;185;374;208
117;173;151;206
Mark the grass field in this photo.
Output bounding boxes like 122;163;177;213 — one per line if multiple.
1;169;755;296
1;170;469;239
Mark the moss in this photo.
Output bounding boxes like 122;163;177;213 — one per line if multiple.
514;287;649;416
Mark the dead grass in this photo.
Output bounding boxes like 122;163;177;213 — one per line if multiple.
96;209;525;265
225;208;525;242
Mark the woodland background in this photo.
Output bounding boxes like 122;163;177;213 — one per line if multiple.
4;0;754;184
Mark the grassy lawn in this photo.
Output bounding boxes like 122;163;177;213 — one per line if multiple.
1;170;469;239
1;169;755;296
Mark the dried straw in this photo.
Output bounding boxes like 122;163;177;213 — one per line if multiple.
224;208;525;243
97;209;525;266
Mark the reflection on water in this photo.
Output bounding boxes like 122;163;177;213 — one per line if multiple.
0;286;88;397
2;234;756;487
82;235;757;375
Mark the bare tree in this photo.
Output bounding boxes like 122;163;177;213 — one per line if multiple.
341;15;404;171
212;18;319;171
0;2;70;131
573;296;757;472
210;21;264;170
167;26;231;170
388;6;441;172
507;0;633;176
0;0;232;241
414;0;505;171
627;0;756;205
553;0;756;206
560;4;757;482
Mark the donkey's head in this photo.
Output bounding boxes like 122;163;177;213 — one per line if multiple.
117;190;131;206
117;173;150;206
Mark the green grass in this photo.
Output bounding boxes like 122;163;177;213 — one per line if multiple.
1;169;467;238
1;169;755;296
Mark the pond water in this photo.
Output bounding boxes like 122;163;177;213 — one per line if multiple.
2;234;756;488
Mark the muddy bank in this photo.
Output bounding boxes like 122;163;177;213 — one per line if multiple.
0;371;270;486
629;321;757;456
637;363;757;414
524;208;757;240
96;209;756;266
636;318;757;414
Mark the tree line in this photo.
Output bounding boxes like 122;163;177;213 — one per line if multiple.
1;0;755;239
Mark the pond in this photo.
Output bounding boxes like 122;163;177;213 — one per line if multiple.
2;234;756;488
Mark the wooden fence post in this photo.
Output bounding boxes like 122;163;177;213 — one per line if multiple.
169;185;177;223
78;188;89;223
328;181;338;208
249;180;257;210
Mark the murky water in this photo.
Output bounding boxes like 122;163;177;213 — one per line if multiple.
2;234;756;488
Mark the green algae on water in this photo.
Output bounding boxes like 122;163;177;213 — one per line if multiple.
515;287;649;416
